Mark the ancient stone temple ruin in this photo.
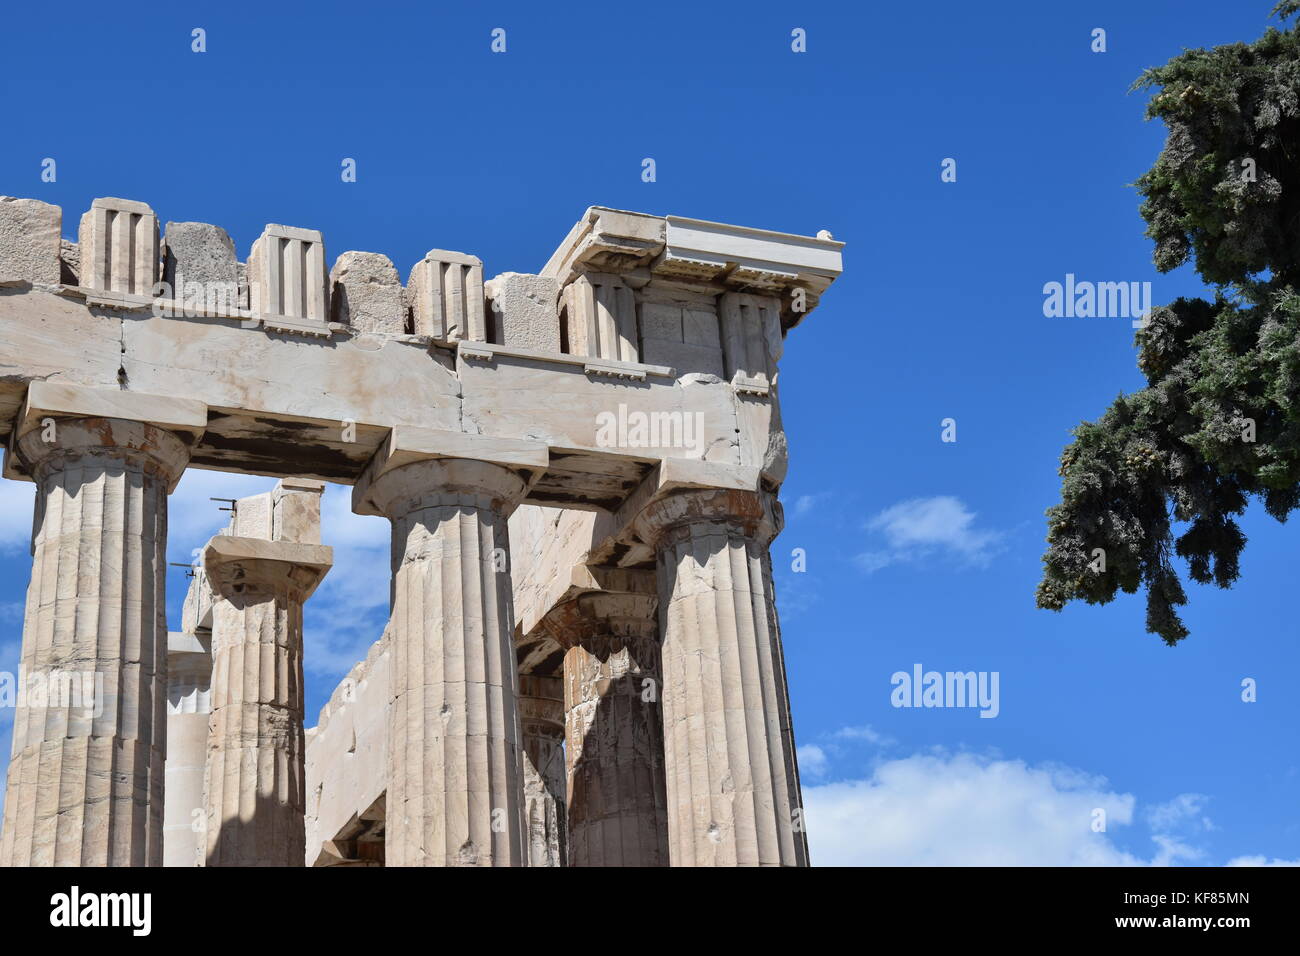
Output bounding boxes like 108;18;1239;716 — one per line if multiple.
0;194;843;866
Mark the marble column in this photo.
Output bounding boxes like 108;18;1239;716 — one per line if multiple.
0;418;189;867
637;488;808;867
361;458;527;867
162;631;211;867
201;532;331;867
549;591;669;867
518;675;565;867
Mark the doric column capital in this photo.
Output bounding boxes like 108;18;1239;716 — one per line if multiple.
540;590;658;650
203;535;333;603
518;675;564;737
14;417;191;491
633;487;783;550
6;382;205;491
166;630;212;704
356;456;529;520
351;426;546;519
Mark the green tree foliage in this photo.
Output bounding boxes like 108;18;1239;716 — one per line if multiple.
1037;4;1300;644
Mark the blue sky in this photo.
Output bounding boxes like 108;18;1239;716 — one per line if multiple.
1;0;1296;865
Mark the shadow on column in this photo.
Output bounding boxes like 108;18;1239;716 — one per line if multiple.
569;644;670;867
207;787;308;867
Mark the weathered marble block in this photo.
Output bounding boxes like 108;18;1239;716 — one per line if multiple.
162;221;239;311
330;251;404;335
0;196;62;286
59;239;80;285
273;477;325;543
485;272;561;352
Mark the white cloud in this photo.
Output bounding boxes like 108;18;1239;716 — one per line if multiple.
1225;855;1300;867
793;493;827;517
0;640;14;821
0;479;35;554
856;496;1004;573
799;723;897;778
805;750;1152;866
833;725;893;745
799;744;829;779
1146;792;1215;834
772;568;819;617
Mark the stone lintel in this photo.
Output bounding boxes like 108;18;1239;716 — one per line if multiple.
167;630;211;657
352;425;548;516
202;535;333;599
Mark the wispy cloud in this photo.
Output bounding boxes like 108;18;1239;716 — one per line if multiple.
855;495;1005;573
798;723;896;783
1225;855;1300;867
0;479;35;555
1147;792;1215;834
800;727;895;781
834;725;894;745
792;493;829;518
0;638;15;819
772;567;820;617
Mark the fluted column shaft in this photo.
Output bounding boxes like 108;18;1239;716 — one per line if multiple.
519;675;565;867
555;593;668;867
0;418;188;867
203;564;311;866
640;489;808;867
367;458;527;867
163;642;211;867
